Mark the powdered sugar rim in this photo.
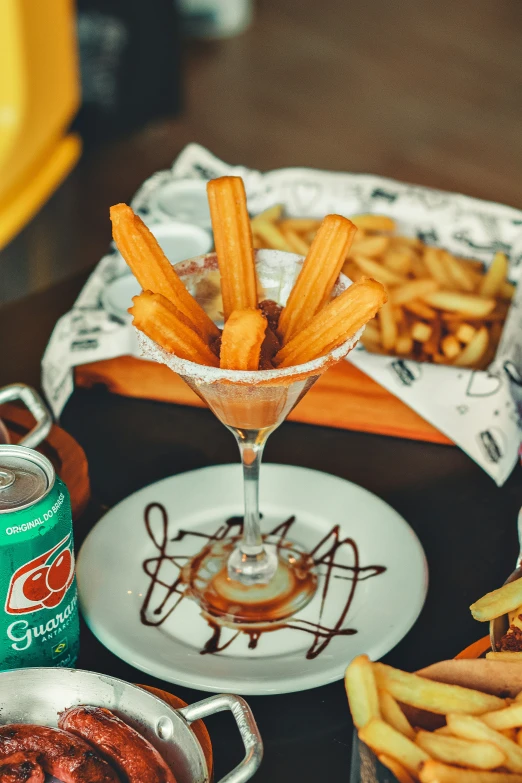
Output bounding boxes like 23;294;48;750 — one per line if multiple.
136;249;364;385
137;328;362;385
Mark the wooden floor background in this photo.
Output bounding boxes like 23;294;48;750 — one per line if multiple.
2;0;522;303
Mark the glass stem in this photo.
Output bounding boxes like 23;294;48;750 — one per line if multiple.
237;430;266;556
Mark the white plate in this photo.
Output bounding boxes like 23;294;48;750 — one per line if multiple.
102;221;213;321
77;465;428;695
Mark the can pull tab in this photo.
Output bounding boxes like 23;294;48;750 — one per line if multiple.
0;469;15;490
0;384;53;450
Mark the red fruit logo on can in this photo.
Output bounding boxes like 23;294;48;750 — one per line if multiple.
5;534;75;615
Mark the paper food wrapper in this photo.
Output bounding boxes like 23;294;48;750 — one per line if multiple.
352;658;522;782
42;144;522;484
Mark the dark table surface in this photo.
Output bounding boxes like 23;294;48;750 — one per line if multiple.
2;272;522;781
2;1;522;778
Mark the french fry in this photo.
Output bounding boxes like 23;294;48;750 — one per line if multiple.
419;760;522;783
470;577;522;621
251;204;283;224
500;280;516;300
455;323;477;344
394;306;406;326
352;255;407;286
423;318;441;356
447;713;522;773
363;320;381;343
391;279;439;306
361;334;386;354
441;335;461;360
278;214;357;343
411;322;433;343
252;220;293;252
486;652;522;662
351;214;396;233
502;728;518;741
110;203;220;342
207;177;258;320
397;236;424;251
129;292;219;367
279;217;322;233
403;301;437;320
480;252;509;297
423;247;453;287
410;255;428;279
345;655;380;729
460;257;486;273
378;755;416;783
359;719;429;777
482;702;522;731
396;334;414;355
441;250;477;293
379;300;398;351
434;726;455;736
220;309;267;371
281;227;311;255
453;325;488;366
350;235;391;258
423;291;496;318
415;730;506;770
373;663;505;715
276;278;387;367
379;689;415;740
383;248;414;276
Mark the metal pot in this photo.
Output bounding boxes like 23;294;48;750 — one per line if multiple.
0;383;52;448
0;668;263;783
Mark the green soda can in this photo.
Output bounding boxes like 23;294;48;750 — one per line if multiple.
0;445;79;670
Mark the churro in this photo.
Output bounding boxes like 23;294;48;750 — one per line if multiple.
220;309;267;371
278;214;357;344
275;277;387;367
111;204;219;342
207;177;258;320
129;291;219;367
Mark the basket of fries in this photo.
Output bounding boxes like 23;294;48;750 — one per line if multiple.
246;208;514;372
347;655;522;783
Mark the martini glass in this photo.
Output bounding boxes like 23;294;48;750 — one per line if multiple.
137;249;363;625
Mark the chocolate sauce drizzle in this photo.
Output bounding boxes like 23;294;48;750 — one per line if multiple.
140;503;386;659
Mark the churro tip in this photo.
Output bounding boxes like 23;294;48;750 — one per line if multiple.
109;202;133;221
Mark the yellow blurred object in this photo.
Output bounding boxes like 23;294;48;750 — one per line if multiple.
0;0;81;251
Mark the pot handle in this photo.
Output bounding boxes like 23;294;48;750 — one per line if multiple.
0;384;52;449
178;694;263;783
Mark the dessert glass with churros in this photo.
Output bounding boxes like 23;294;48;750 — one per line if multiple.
111;178;385;626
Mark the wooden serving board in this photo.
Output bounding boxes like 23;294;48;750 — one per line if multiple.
0;403;91;519
140;685;213;779
76;356;452;445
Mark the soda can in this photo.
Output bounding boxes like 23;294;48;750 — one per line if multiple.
0;445;79;670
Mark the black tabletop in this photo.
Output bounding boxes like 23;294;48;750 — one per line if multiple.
59;385;522;781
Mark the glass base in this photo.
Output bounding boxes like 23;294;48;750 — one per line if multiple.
182;537;318;626
227;543;279;585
